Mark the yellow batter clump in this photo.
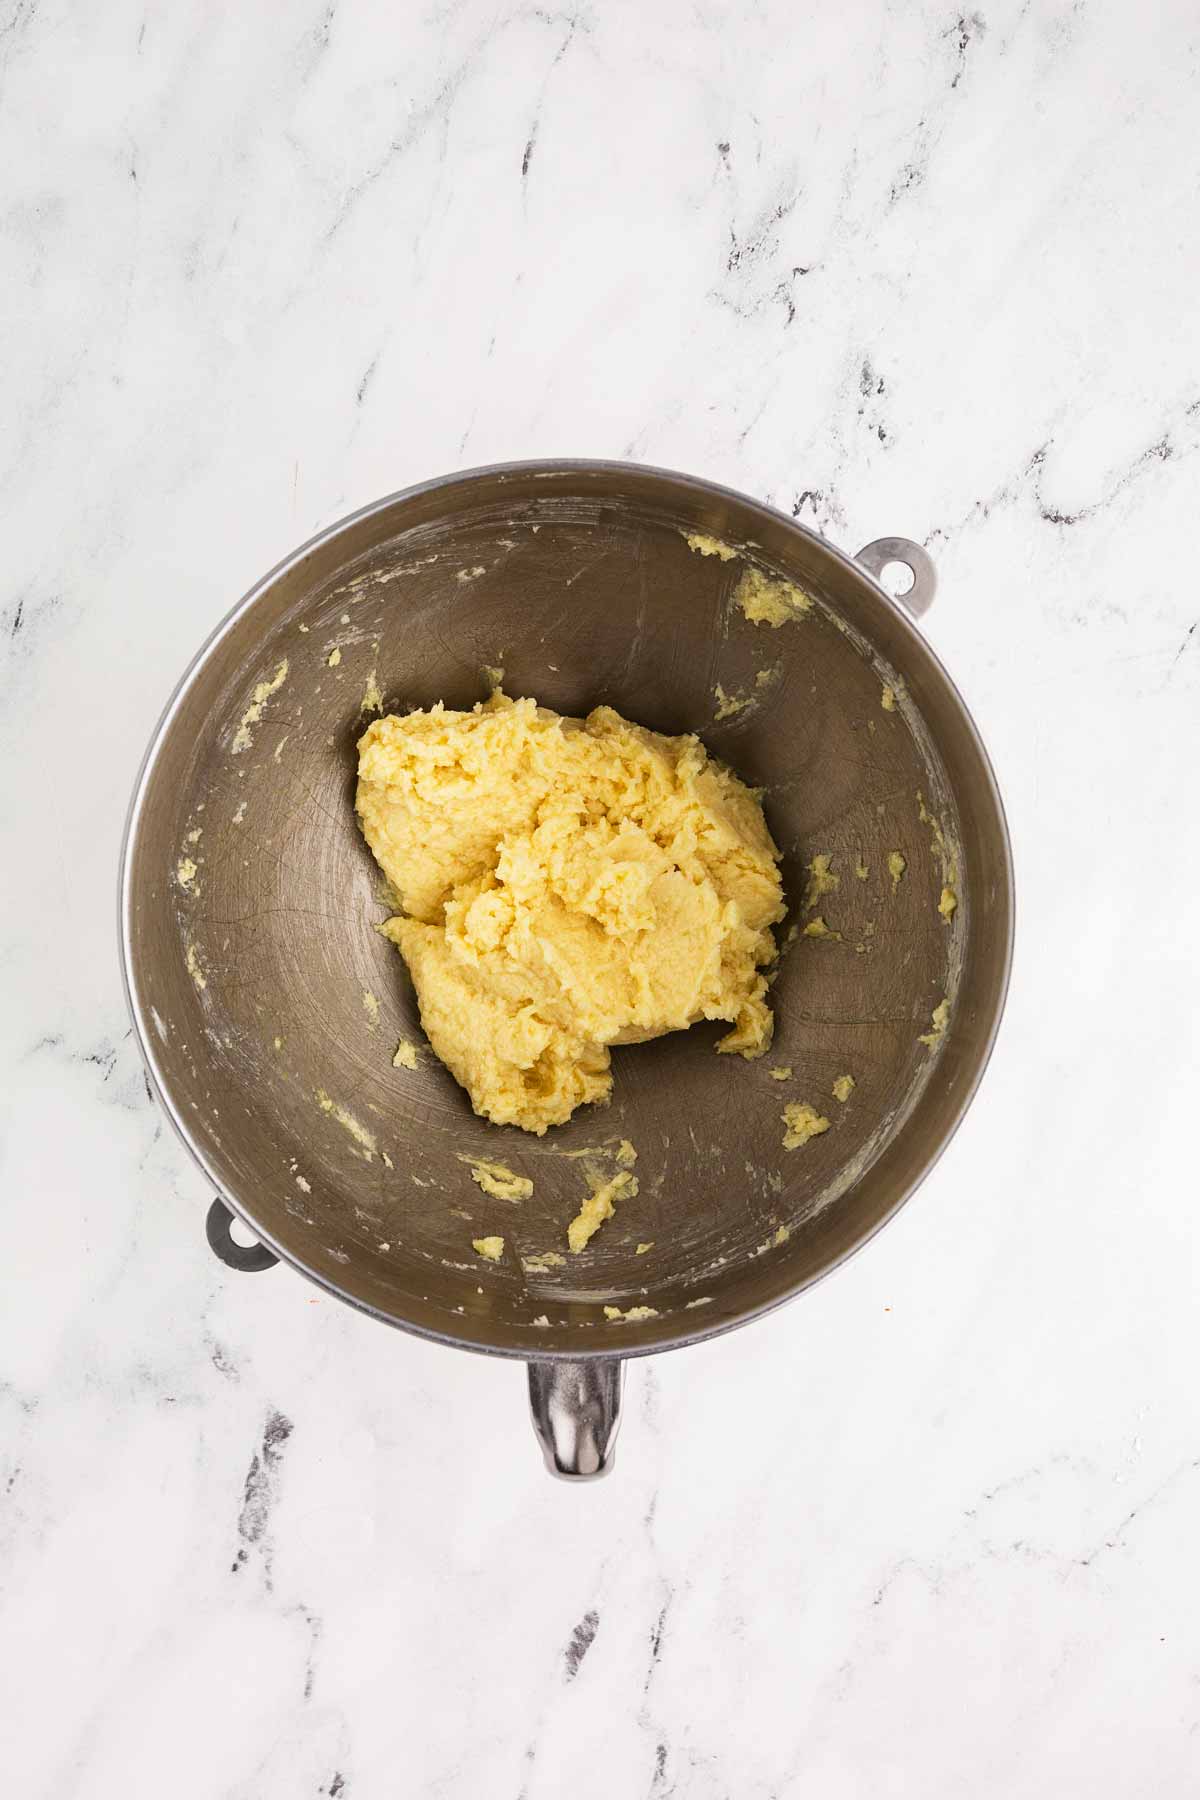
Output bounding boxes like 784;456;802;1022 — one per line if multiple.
357;692;785;1133
683;531;738;561
781;1101;830;1150
568;1169;638;1253
457;1155;534;1201
734;568;813;627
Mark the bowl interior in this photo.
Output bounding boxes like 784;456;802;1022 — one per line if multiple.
124;465;1010;1355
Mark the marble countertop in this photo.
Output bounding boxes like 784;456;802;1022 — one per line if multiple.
5;2;1200;1793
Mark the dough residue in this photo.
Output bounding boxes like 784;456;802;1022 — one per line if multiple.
521;1250;566;1272
832;1073;856;1103
357;692;784;1134
803;853;839;912
713;683;750;720
734;568;813;628
231;660;288;754
472;1235;505;1261
888;850;907;891
568;1169;638;1253
683;531;737;561
802;917;842;941
918;790;960;924
781;1101;830;1150
458;1156;534;1201
393;1037;419;1069
316;1089;377;1158
919;999;951;1048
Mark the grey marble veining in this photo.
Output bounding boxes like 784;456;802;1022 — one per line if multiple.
3;1;1200;1793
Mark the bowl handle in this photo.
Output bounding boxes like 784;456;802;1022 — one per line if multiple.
855;537;937;619
528;1359;624;1479
205;1197;280;1273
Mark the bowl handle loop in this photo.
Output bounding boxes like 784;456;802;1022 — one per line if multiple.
855;537;937;619
205;1197;280;1273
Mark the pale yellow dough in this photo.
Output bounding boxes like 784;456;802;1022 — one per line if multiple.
356;692;785;1134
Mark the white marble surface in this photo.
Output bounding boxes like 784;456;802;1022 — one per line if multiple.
3;1;1200;1792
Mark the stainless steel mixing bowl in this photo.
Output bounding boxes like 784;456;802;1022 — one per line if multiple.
119;461;1013;1477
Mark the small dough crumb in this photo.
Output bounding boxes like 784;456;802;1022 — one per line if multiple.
568;1169;638;1253
734;567;813;627
782;1101;831;1150
774;1223;791;1246
683;531;737;560
769;1065;792;1081
603;1304;660;1322
273;1036;283;1050
888;850;907;891
832;1073;856;1103
919;999;951;1048
521;1250;566;1271
393;1038;419;1069
362;990;380;1030
176;857;199;891
855;857;869;880
615;1139;638;1169
458;1156;533;1201
881;684;897;712
938;885;958;922
802;917;841;941
531;1314;551;1327
472;1236;504;1261
327;647;342;667
636;1242;654;1254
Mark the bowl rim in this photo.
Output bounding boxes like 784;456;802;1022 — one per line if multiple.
118;457;1015;1362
